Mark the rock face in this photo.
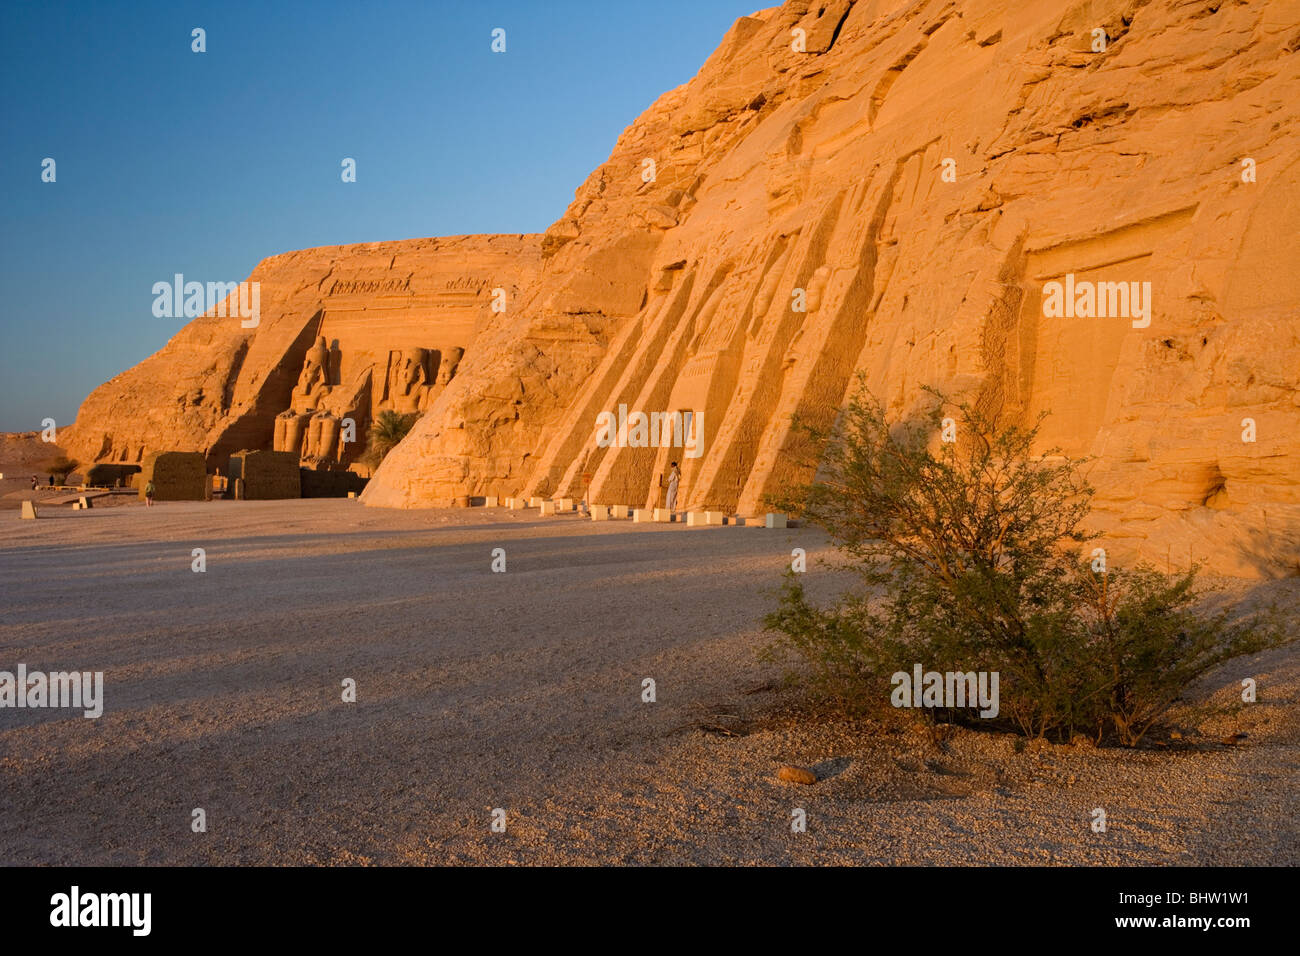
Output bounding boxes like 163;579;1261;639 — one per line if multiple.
68;0;1300;575
62;235;543;473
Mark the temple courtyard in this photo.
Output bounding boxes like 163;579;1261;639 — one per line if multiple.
1;499;1297;865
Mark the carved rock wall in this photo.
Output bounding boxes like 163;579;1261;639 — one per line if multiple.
63;235;543;470
365;0;1300;575
67;0;1300;575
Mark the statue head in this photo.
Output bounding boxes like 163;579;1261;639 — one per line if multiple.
436;347;464;385
307;335;328;367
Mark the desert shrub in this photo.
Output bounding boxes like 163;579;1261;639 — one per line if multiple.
362;411;420;466
763;383;1287;746
44;456;79;483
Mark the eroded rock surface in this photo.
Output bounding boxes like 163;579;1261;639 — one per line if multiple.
68;0;1300;575
62;235;542;474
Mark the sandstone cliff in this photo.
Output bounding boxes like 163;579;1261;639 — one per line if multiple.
363;0;1300;576
68;0;1300;576
62;235;543;469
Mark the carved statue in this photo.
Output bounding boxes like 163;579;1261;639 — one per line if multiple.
275;350;373;465
380;347;436;414
304;410;340;462
396;348;430;413
291;336;333;412
383;350;404;403
273;409;310;455
436;347;464;386
271;335;462;464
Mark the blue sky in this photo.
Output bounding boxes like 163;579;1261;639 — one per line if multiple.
0;0;757;431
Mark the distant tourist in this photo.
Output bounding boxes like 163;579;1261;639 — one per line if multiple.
665;461;681;515
47;475;53;487
30;475;37;491
145;480;156;507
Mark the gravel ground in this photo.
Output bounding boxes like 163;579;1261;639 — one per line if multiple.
0;497;1295;865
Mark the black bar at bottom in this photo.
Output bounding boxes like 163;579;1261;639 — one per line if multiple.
0;865;1276;942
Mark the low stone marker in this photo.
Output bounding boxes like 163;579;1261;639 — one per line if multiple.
528;496;542;508
590;504;610;521
765;512;788;528
484;495;499;508
540;500;557;516
652;508;673;522
632;508;654;523
687;511;725;526
556;497;574;512
20;500;38;519
347;491;358;499
608;504;630;519
507;497;527;510
78;496;93;510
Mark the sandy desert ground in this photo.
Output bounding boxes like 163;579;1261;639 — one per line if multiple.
1;493;1296;866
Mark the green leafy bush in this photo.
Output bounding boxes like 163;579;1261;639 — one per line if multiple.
764;383;1287;746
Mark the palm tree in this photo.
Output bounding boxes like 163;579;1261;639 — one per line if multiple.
364;411;419;465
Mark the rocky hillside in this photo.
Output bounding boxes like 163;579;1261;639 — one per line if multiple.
62;235;542;469
67;0;1300;575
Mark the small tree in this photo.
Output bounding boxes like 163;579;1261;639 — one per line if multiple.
362;410;420;467
764;382;1287;746
45;456;79;483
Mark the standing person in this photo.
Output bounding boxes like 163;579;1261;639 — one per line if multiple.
145;480;156;507
47;474;54;487
30;475;38;491
665;461;681;516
